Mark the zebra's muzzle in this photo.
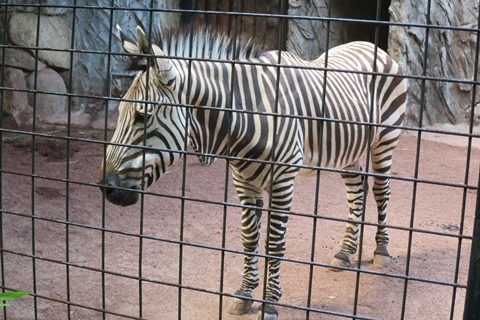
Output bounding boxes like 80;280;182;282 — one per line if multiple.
98;170;139;206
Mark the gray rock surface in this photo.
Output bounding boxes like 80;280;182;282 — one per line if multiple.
1;1;477;128
288;0;478;126
8;13;72;69
465;102;480;126
71;0;180;110
2;67;32;129
287;0;343;60
25;67;68;123
0;48;47;71
1;0;180;124
3;0;70;15
2;67;29;116
388;0;479;126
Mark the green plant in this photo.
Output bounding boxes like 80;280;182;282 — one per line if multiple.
0;291;28;307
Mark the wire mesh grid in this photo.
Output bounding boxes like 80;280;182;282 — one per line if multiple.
0;1;479;320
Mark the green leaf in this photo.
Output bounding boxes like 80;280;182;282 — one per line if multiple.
0;303;10;307
0;291;28;301
2;134;27;142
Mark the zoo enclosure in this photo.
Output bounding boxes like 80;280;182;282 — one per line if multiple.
0;1;479;319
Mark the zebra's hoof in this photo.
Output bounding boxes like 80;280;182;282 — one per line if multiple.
228;290;253;315
373;246;391;268
330;252;351;270
373;254;391;268
257;303;278;320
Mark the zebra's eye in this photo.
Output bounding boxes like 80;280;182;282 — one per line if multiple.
135;111;148;123
135;103;155;122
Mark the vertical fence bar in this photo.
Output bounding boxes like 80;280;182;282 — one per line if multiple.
305;2;333;318
65;2;78;319
463;7;480;319
101;2;116;318
352;1;385;317
453;4;480;319
218;0;239;318
261;0;288;317
30;5;43;319
463;169;480;320
0;1;7;319
108;0;117;317
139;4;156;318
401;0;432;318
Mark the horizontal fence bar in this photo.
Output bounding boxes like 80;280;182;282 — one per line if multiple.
0;245;467;300
0;286;144;320
0;166;477;236
0;3;478;34
0;2;477;320
1;43;479;87
0;210;471;289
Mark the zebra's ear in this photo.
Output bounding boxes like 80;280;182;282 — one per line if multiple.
116;25;142;56
135;26;177;86
118;25;177;85
150;43;177;86
135;26;149;54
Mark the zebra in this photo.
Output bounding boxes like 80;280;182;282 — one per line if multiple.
99;24;407;320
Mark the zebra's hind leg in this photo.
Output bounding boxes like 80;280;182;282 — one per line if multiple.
372;174;392;268
331;161;367;269
228;175;264;315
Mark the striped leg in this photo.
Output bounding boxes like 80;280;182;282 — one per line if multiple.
258;180;294;320
228;173;264;315
331;161;367;268
370;131;400;268
227;171;295;320
372;174;391;268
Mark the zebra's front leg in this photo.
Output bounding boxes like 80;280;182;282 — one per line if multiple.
256;183;294;320
228;179;264;315
331;162;367;268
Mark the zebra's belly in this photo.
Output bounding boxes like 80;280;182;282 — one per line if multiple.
297;154;363;177
299;126;372;175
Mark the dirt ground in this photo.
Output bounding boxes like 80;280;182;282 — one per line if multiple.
0;127;479;320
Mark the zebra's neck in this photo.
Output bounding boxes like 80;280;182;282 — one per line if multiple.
173;59;238;160
175;59;233;109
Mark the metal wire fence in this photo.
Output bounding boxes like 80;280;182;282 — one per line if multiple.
0;1;479;320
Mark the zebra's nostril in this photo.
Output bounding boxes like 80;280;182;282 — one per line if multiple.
99;175;118;199
105;185;116;197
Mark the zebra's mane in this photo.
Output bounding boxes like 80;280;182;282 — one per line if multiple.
126;24;266;71
156;25;265;60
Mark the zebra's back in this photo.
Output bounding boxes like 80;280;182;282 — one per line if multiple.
232;41;406;174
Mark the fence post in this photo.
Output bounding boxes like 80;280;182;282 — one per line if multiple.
464;169;480;320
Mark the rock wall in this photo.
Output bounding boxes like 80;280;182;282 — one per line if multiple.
1;1;478;128
288;0;479;126
287;0;390;59
1;0;179;129
389;0;480;126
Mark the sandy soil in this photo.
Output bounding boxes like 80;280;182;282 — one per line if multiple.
0;128;479;320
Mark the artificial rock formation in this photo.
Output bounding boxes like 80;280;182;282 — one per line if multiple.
2;67;30;128
288;0;479;126
9;13;73;70
0;0;179;127
1;0;477;128
389;0;480;126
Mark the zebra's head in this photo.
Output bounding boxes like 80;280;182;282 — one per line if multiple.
99;25;185;206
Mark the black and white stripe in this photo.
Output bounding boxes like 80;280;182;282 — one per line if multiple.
99;25;407;319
